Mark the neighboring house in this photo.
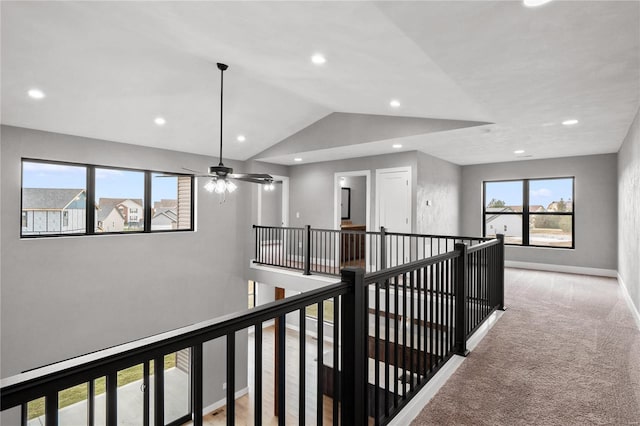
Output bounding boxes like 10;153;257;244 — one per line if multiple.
96;198;144;232
547;199;573;212
485;206;522;238
151;208;178;230
22;188;87;235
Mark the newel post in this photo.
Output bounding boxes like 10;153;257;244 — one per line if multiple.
340;267;368;426
496;234;506;311
454;242;470;356
303;225;311;275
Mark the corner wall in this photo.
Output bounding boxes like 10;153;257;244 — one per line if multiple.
461;154;618;271
0;126;250;410
618;107;640;313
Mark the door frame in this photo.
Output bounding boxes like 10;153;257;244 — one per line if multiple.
333;170;371;230
375;166;412;232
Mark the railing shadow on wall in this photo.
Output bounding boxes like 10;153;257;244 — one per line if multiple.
2;231;504;426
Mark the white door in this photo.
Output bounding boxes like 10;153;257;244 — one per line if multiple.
377;169;411;232
377;168;411;267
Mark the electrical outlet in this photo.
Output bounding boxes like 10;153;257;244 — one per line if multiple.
222;382;227;390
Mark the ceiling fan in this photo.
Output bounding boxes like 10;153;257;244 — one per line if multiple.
180;62;274;194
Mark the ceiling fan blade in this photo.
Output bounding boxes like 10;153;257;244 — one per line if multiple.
229;173;273;180
182;167;206;174
230;176;272;184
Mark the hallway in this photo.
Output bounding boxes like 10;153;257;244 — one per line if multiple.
412;268;640;425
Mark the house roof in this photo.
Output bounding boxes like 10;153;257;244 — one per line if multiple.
152;208;177;222
96;198;143;222
22;188;85;210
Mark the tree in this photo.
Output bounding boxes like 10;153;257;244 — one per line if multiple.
557;197;567;212
487;198;506;208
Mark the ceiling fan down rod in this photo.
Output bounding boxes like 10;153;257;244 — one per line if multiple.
217;62;228;167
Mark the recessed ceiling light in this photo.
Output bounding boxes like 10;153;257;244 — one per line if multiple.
294;158;303;162
311;54;326;65
523;0;553;7
562;119;579;126
154;117;166;126
237;135;246;142
390;99;401;108
514;150;525;154
28;89;45;99
392;144;403;149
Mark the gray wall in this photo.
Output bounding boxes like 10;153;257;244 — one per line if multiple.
288;151;418;230
340;175;366;225
461;154;618;270
416;151;461;235
0;126;251;412
260;184;283;227
618;107;640;312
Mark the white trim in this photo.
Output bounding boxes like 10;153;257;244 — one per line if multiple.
388;309;503;426
375;166;412;232
334;170;371;231
618;273;640;331
249;260;338;283
505;261;617;278
201;387;249;417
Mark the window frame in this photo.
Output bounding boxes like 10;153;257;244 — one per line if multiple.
482;176;575;249
21;158;195;238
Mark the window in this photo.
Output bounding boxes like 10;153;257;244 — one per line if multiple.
483;177;574;248
151;173;193;231
95;168;145;233
21;159;194;237
22;161;87;236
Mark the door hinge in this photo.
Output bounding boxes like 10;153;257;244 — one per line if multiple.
406;218;408;224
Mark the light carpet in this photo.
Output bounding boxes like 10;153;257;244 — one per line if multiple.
412;268;640;425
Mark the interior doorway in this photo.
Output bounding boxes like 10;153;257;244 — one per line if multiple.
376;167;411;232
333;170;371;230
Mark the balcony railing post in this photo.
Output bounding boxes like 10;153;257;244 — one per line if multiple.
340;267;367;426
379;226;387;271
454;242;469;356
496;234;506;311
303;225;311;275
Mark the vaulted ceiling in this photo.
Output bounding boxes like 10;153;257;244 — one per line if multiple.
2;1;638;166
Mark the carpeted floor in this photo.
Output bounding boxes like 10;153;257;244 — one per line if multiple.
412;268;640;425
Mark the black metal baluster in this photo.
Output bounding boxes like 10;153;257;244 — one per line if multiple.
384;275;390;417
409;269;415;392
317;303;323;426
227;333;235;426
193;344;203;426
277;315;286;426
333;296;340;425
299;309;306;426
255;324;263;426
394;275;399;407
374;280;380;425
106;371;117;426
44;391;58;426
402;272;407;399
88;379;95;426
143;362;150;426
429;264;434;373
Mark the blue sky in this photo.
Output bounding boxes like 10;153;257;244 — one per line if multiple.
486;178;573;208
22;162;178;202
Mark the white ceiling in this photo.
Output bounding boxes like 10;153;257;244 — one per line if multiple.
2;1;639;166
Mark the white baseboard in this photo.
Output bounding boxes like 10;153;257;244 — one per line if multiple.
388;309;503;426
618;273;640;331
505;260;617;278
201;387;249;417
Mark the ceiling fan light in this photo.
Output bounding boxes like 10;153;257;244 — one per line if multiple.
226;180;237;193
204;179;216;193
215;179;227;194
